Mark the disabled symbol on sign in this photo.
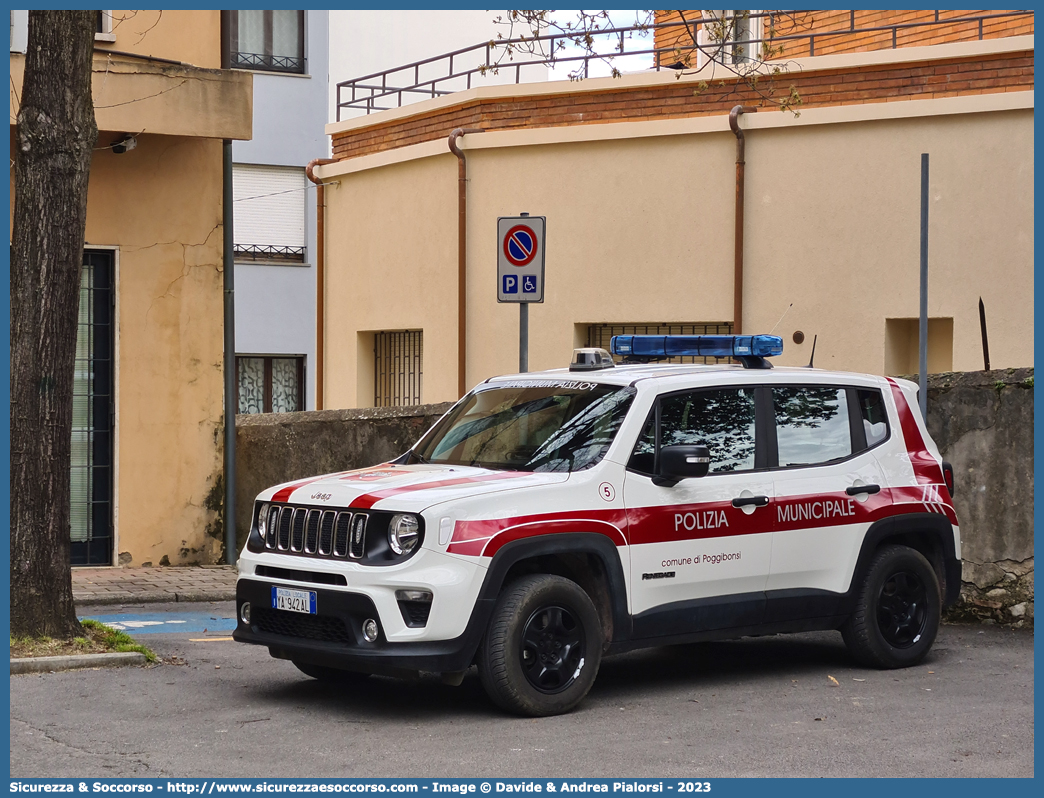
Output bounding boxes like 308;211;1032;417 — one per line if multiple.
503;275;518;294
523;275;537;293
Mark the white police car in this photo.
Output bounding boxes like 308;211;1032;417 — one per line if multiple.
234;335;960;716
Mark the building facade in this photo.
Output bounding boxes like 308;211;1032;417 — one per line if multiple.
312;11;1032;410
231;9;329;415
10;10;252;566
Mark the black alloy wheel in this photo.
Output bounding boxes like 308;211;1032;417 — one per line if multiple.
520;604;584;693
842;544;941;669
876;569;928;648
479;574;603;716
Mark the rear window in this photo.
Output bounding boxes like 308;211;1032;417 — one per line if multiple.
773;386;852;467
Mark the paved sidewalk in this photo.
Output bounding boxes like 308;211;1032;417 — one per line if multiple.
72;566;236;605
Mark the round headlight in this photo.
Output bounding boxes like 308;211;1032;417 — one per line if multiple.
388;514;420;555
258;503;270;538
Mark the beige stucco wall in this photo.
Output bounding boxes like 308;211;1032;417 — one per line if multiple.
99;10;221;69
84;135;227;566
320;94;1032;409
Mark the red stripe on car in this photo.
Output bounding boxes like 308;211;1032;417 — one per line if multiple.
445;486;955;558
352;472;522;510
886;378;949;492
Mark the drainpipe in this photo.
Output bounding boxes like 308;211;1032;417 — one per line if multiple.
306;158;335;410
729;105;757;335
220;11;237;565
448;127;483;398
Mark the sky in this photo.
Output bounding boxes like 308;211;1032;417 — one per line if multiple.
545;10;656;80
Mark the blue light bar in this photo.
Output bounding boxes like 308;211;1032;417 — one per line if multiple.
609;334;784;359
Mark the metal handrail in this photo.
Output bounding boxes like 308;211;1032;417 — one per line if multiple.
335;10;1033;120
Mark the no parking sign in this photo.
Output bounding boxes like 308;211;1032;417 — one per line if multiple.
497;215;545;303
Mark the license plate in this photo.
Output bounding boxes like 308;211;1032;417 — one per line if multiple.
272;586;316;615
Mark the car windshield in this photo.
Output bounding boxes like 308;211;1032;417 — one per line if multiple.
410;381;636;472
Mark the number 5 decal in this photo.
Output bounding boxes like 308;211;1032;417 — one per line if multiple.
599;482;616;502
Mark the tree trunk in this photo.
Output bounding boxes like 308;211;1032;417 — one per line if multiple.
10;11;98;638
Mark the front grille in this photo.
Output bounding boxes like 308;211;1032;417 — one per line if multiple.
260;505;368;563
253;607;354;645
291;508;307;552
319;511;335;555
278;507;292;550
333;513;351;557
255;565;347;586
305;510;321;553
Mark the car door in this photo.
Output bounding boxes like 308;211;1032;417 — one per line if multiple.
766;384;892;622
623;385;774;638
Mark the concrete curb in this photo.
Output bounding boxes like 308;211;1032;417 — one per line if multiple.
11;651;147;675
74;589;236;606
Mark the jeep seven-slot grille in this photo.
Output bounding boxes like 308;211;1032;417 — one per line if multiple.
265;505;368;561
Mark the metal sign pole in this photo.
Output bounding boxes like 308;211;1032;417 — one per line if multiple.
520;302;529;373
919;153;929;419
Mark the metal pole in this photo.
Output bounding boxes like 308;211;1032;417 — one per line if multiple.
918;153;929;419
520;303;529;373
220;13;237;565
979;297;991;371
222;140;237;565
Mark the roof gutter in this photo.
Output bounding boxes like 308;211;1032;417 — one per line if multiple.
729;105;757;335
306;157;336;410
448;127;483;398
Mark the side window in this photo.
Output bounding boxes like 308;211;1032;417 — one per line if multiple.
857;388;889;448
629;388;757;474
773;386;852;467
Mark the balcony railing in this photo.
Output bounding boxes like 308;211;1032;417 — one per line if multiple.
335;9;1033;120
232;51;305;74
234;244;306;263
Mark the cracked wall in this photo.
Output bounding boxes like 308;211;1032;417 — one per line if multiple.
85;134;226;567
924;369;1034;627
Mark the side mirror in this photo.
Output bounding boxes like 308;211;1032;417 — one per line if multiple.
653;445;711;487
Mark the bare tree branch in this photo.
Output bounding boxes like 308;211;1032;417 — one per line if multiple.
490;10;809;113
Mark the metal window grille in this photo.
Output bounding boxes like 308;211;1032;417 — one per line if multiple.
71;250;115;566
587;322;734;364
374;330;423;407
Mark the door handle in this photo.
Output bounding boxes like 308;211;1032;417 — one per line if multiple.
732;495;769;508
846;484;881;496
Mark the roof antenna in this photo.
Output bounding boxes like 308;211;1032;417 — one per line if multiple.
770;303;793;334
807;335;818;368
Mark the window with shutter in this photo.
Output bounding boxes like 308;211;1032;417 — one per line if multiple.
233;164;307;263
587;322;734;364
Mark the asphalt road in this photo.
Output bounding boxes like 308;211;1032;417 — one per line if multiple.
10;601;1034;779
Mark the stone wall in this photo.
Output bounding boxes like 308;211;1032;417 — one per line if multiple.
234;369;1033;625
923;368;1034;627
234;403;454;552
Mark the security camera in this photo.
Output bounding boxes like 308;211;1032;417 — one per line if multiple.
112;134;137;154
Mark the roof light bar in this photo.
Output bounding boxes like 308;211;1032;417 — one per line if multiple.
609;334;784;359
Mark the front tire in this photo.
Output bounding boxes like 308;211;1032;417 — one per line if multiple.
842;544;941;668
478;575;602;716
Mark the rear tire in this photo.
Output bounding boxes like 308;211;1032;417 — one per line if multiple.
292;660;370;683
842;544;941;668
478;575;602;717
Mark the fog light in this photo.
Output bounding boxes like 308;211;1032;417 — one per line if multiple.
362;618;379;642
240;602;251;625
395;589;433;603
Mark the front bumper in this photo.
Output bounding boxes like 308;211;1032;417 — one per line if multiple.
233;579;492;675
